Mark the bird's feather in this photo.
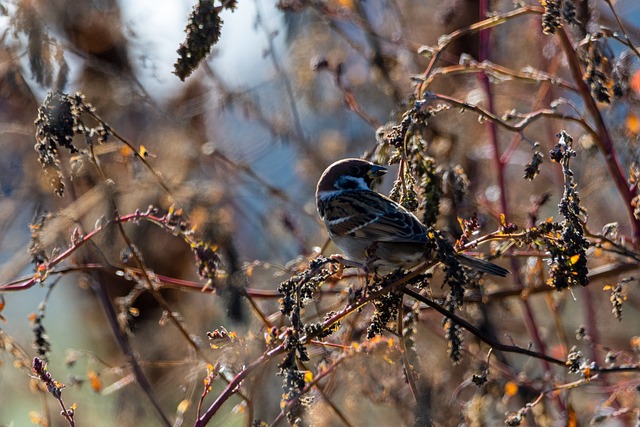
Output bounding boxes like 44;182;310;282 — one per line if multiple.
320;190;428;243
456;254;509;277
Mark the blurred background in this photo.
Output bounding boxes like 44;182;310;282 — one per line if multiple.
1;0;640;425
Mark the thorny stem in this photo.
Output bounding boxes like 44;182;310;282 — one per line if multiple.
1;210;261;420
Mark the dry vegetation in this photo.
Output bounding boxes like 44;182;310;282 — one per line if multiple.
1;0;640;426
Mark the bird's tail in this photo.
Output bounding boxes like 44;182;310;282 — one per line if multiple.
456;254;509;277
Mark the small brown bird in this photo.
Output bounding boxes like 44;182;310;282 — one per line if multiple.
316;158;508;276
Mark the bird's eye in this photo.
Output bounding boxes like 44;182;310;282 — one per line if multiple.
348;166;360;175
336;176;361;190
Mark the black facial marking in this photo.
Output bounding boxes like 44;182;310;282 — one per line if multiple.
336;176;361;190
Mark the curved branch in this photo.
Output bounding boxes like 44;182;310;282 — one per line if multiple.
401;287;565;366
423;92;597;138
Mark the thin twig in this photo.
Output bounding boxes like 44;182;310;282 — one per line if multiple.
402;287;564;365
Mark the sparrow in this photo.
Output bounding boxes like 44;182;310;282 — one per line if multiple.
315;158;508;277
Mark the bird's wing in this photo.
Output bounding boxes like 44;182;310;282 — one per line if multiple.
320;190;428;243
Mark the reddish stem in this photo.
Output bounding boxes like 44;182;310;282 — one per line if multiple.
477;6;562;414
556;29;640;243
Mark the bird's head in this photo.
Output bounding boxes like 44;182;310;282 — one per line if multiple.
316;158;387;197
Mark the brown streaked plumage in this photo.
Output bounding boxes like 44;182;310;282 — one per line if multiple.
316;158;508;276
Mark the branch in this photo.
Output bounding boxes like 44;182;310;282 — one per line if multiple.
401;287;565;366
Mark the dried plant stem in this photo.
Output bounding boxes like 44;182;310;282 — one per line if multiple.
402;287;564;365
417;6;544;92
557;28;640;242
88;269;171;426
424;93;596;137
603;0;640;60
477;3;557;392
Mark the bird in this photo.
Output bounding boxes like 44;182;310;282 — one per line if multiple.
315;158;508;277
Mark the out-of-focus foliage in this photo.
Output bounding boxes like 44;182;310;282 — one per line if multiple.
1;1;640;426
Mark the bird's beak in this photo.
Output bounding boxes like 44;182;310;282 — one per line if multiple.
367;164;387;178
